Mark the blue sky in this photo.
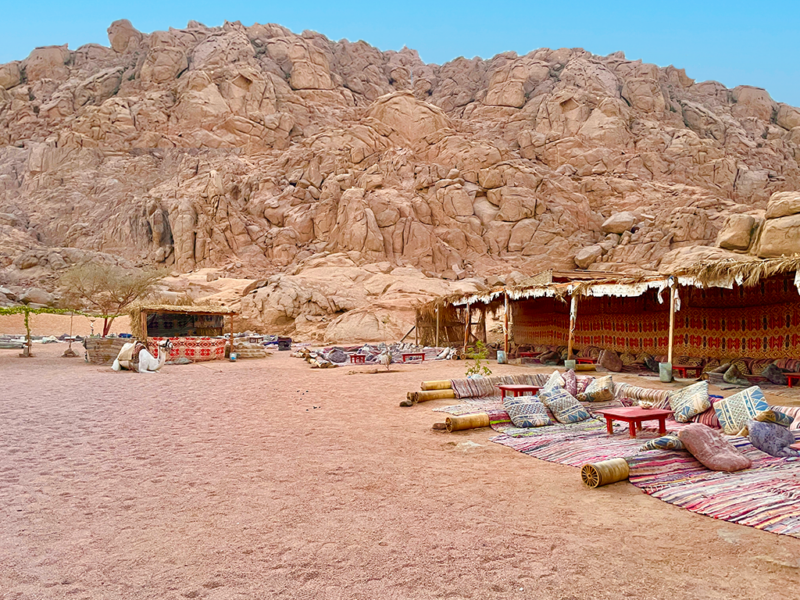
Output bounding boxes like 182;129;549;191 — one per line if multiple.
2;1;799;106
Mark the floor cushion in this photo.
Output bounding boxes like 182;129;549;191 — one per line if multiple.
691;396;721;429
597;349;623;372
577;375;614;402
761;363;787;385
540;388;591;424
723;365;750;386
748;420;798;458
641;434;685;451
503;397;552;428
543;370;566;393
562;369;578;397
714;386;769;435
678;424;752;472
669;381;711;423
754;408;794;428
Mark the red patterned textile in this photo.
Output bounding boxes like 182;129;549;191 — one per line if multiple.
147;337;227;362
512;274;800;360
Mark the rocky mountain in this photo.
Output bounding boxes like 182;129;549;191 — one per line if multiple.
1;19;799;340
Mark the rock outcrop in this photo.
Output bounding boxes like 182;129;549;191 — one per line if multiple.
1;20;799;337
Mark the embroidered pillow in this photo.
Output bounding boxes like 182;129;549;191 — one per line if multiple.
577;375;614;403
543;370;565;393
640;434;685;452
748;420;798;458
540;388;591;424
669;381;711;423
691;396;722;429
562;369;578;397
503;397;552;428
714;386;769;435
754;409;794;428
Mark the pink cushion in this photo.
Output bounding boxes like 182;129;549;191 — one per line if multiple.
678;424;752;472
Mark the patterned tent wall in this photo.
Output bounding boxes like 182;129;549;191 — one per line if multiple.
511;273;800;360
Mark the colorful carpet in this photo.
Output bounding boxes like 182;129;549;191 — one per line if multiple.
628;438;800;538
435;387;800;537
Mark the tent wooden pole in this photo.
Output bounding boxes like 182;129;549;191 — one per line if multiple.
230;313;235;356
464;303;470;349
414;313;418;345
140;310;148;343
503;292;509;355
435;307;440;348
667;284;676;365
479;307;487;343
567;295;578;360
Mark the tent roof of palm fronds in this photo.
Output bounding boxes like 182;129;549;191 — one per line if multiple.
128;304;236;339
673;256;800;288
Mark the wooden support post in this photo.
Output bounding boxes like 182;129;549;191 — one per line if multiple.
464;303;471;350
230;313;235;357
479;309;487;344
140;310;148;343
567;295;578;360
503;292;509;356
667;284;676;366
435;306;440;348
414;313;419;346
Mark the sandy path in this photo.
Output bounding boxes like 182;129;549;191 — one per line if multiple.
1;345;799;599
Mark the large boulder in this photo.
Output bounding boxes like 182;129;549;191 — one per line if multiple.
366;91;451;146
574;245;603;268
776;104;800;131
601;212;636;234
107;19;143;53
20;287;55;306
717;214;756;251
765;191;800;220
757;214;800;258
24;45;70;82
0;61;21;89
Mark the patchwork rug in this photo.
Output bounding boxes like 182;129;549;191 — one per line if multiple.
436;383;800;538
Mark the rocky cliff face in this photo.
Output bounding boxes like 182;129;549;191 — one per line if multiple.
1;19;799;339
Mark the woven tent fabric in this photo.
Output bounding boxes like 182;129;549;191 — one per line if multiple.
147;337;227;362
512;275;800;360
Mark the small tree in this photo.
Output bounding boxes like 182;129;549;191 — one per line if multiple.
60;264;166;336
465;341;493;378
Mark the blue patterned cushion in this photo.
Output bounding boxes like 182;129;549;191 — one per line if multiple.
640;434;685;451
714;386;769;435
754;409;794;428
748;420;798;458
577;375;614;402
503;397;552;428
540;388;591;424
669;381;711;423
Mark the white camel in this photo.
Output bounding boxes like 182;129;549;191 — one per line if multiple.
112;339;172;373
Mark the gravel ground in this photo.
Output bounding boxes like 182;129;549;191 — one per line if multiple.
1;344;799;599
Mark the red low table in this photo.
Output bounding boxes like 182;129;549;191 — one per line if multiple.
576;358;596;365
519;352;535;358
498;384;542;398
786;373;800;388
402;353;425;363
350;354;366;364
594;407;673;438
673;365;703;378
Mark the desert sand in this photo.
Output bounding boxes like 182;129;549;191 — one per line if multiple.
1;344;799;599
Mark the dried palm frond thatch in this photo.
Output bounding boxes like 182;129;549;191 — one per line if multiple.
675;256;800;288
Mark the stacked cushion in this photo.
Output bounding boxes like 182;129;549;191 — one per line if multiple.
754;409;794;428
748;421;798;458
714;386;769;435
641;434;685;451
577;375;614;402
562;369;578;397
543;370;565;393
669;381;711;423
678;424;752;472
503;396;552;428
690;395;722;429
540;388;591;424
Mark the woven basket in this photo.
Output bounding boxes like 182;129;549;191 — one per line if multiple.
581;458;630;488
446;413;490;432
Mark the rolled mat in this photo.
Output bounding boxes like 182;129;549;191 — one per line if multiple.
416;389;456;402
575;364;596;371
580;458;630;488
421;380;453;391
446;413;490;432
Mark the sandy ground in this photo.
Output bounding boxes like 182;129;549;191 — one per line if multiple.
2;345;799;600
0;313;131;337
